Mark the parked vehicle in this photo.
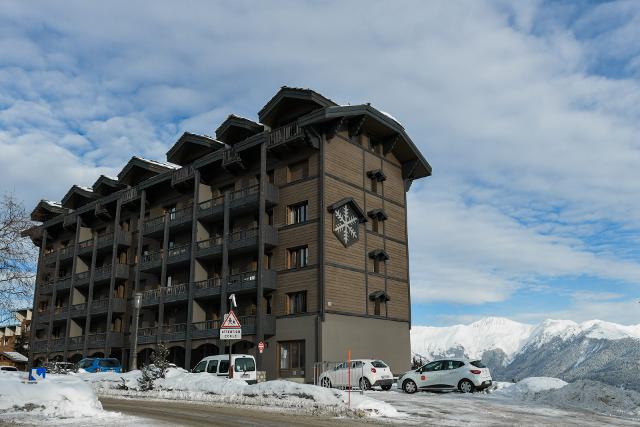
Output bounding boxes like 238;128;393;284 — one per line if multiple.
319;359;394;390
77;358;122;373
0;366;18;372
192;354;257;384
44;361;77;374
398;359;492;394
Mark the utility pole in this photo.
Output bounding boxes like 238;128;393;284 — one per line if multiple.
130;292;143;371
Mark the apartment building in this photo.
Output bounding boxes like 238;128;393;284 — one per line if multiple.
24;87;431;381
0;308;32;354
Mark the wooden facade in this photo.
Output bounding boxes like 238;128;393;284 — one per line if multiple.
25;87;431;380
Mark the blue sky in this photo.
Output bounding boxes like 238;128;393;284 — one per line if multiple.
1;1;639;326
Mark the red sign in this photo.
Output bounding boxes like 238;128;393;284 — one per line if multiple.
421;375;426;381
258;341;265;354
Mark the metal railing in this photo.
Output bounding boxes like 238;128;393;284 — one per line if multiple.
168;206;193;225
142;250;162;264
197;235;223;250
198;195;224;212
144;215;165;234
229;184;259;201
171;165;194;185
167;243;190;259
269;122;302;147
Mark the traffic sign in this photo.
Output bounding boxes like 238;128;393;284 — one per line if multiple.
221;310;242;340
258;341;265;353
221;310;241;329
29;367;46;382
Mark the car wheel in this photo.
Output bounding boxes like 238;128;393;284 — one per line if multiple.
458;379;475;393
402;379;418;394
321;377;332;388
381;385;392;391
359;377;371;390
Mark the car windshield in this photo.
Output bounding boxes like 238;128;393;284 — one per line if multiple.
79;358;94;369
99;359;120;368
371;361;387;368
234;358;255;372
193;361;207;373
470;360;486;368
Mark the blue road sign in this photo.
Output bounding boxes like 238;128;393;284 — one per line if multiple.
29;367;46;382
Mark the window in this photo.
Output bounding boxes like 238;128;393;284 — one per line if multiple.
287;291;307;315
470;360;487;368
218;360;229;374
288;202;308;225
279;340;305;377
288;160;309;182
99;359;120;368
371;217;380;233
442;360;465;370
234;357;256;373
267;170;275;184
206;360;218;373
421;361;444;372
371;360;388;368
165;205;177;220
369;138;383;155
371;179;378;194
373;298;383;316
373;258;384;274
287;246;308;269
265;295;272;315
193;360;207;373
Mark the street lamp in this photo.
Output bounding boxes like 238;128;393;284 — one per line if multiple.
130;292;143;371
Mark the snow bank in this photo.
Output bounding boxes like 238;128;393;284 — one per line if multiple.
536;380;640;419
494;377;568;398
83;368;401;418
0;372;107;422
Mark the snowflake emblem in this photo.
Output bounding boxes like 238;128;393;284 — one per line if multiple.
333;204;360;247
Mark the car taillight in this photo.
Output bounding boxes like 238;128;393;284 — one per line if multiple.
470;369;481;375
371;367;377;373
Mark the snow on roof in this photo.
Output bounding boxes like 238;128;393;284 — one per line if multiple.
42;200;62;207
186;132;218;141
132;156;180;170
102;175;118;181
378;109;403;127
77;185;94;193
2;351;27;362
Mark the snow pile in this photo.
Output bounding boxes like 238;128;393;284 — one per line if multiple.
493;377;568;398
412;317;535;362
83;368;400;418
0;373;108;422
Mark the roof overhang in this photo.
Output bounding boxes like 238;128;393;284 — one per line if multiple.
166;132;224;166
369;290;390;302
367;209;388;221
298;105;432;182
258;86;338;128
215;115;264;145
92;175;125;196
30;200;68;222
118;156;177;186
61;185;98;209
368;249;390;261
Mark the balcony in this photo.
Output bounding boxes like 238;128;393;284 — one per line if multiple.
168;206;193;230
192;277;222;299
51;337;66;352
56;275;72;291
67;335;84;350
39;281;54;295
142;287;162;307
140;250;162;271
95;201;110;219
195;235;223;259
87;332;106;348
33;340;48;354
70;303;87;318
77;239;93;255
143;215;165;236
268;122;309;155
164;283;188;303
90;298;125;315
43;251;57;265
53;306;67;321
63;213;77;230
228;269;277;293
74;271;90;287
228;183;279;213
96;229;132;251
190;315;275;340
93;263;129;283
197;195;224;221
36;311;49;324
228;225;278;254
221;147;245;173
171;165;195;189
137;327;157;345
162;323;187;342
167;243;190;266
59;245;74;262
121;187;139;205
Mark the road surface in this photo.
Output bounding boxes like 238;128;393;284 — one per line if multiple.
99;397;386;427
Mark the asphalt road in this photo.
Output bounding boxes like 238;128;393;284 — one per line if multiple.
99;397;387;427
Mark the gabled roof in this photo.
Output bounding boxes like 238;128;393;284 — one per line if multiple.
298;104;432;181
367;209;388;221
215;115;264;145
258;86;338;128
117;156;178;186
166;132;224;166
30;200;68;222
61;185;98;209
368;249;390;261
2;351;28;363
92;175;125;196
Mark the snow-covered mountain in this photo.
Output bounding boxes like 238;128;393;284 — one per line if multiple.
411;317;640;391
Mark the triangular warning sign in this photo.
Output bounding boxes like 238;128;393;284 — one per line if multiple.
221;310;241;328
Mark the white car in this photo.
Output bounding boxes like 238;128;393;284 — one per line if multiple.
192;354;257;384
398;359;492;393
319;359;394;390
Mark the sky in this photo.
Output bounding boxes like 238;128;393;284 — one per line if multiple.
1;0;639;327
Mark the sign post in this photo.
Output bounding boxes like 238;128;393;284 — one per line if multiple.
221;294;241;378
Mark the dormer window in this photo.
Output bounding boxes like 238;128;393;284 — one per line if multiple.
367;169;386;194
369;249;389;274
367;209;388;233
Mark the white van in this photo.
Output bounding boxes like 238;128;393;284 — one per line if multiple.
192;354;257;384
